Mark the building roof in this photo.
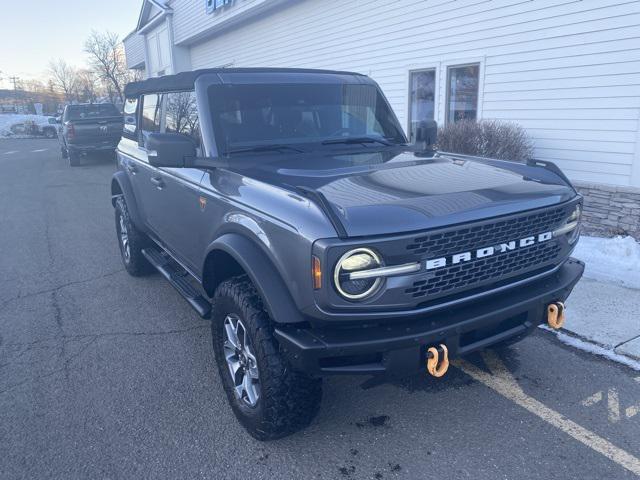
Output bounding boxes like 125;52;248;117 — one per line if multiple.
123;68;369;97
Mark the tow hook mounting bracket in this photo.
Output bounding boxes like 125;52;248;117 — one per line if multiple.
547;301;566;329
426;344;449;378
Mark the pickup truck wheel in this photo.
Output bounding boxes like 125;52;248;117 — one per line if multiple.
43;127;56;139
211;276;322;440
68;151;80;167
114;196;152;276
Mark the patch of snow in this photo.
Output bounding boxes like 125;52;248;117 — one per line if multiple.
540;325;640;371
0;114;53;138
572;235;640;290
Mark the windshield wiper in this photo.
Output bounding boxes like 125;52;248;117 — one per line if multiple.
226;144;304;154
321;136;394;146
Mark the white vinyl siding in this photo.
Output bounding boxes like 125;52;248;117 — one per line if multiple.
169;0;640;187
123;32;146;70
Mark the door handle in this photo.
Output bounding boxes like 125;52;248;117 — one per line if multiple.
150;177;165;189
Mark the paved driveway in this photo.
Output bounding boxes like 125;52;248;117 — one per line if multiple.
1;138;639;479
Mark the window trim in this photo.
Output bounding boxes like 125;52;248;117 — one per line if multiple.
407;67;438;143
444;61;482;125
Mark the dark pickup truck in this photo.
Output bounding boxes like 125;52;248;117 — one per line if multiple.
58;103;123;166
112;68;584;440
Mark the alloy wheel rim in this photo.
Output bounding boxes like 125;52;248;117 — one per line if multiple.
118;214;130;262
223;314;260;407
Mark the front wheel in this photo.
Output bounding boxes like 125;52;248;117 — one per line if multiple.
211;276;322;440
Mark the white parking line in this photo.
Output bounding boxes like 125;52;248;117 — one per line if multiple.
455;351;640;477
2;150;19;155
31;149;48;153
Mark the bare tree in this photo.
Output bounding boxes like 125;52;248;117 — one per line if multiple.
84;30;133;104
48;59;79;102
76;69;100;103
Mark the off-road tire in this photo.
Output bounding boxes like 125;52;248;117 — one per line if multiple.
114;196;153;276
68;151;80;167
211;276;322;440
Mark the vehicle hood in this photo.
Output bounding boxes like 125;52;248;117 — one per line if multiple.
228;149;577;237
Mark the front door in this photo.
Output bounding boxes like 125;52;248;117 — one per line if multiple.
136;91;205;272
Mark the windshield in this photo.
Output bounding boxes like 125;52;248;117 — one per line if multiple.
207;83;406;155
66;104;120;120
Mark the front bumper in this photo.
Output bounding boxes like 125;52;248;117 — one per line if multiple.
275;258;584;376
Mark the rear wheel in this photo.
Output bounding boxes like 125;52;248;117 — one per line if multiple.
211;276;322;440
114;196;152;276
68;151;80;167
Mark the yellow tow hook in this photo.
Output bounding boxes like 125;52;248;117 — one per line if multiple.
426;344;449;378
547;301;566;329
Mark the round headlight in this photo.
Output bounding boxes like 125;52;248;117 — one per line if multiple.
333;248;382;300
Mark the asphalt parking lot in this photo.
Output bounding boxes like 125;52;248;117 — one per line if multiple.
1;138;639;480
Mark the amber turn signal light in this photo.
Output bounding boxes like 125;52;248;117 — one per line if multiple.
312;256;322;289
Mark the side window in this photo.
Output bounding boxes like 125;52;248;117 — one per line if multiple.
165;91;202;153
123;97;138;139
140;93;162;145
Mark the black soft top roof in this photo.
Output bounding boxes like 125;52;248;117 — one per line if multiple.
123;67;368;98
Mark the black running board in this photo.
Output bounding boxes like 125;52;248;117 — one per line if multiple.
142;247;212;319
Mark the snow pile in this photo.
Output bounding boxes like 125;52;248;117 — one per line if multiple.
0;114;53;138
540;325;640;371
573;235;640;289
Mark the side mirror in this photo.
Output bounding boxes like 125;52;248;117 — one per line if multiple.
145;132;197;168
414;120;438;154
416;120;438;150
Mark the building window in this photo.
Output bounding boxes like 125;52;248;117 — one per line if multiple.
408;69;436;142
446;64;480;124
206;0;232;14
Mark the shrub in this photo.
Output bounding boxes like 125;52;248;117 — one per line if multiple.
437;119;535;162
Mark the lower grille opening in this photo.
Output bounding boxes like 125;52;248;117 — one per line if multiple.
460;312;528;347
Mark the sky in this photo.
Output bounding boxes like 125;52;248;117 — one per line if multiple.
0;0;144;89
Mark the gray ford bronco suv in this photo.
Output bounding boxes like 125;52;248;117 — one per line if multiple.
112;68;584;440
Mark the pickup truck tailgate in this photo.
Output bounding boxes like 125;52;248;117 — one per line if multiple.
67;116;123;145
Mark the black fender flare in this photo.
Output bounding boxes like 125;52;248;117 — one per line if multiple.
205;233;305;324
111;171;144;228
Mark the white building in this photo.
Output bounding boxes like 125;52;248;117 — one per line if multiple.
124;0;640;237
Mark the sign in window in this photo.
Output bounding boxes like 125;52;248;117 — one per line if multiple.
446;64;479;124
206;0;233;14
408;69;436;142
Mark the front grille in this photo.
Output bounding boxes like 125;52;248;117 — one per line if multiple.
406;206;566;257
403;204;572;300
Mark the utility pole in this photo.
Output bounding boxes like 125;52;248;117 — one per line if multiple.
9;76;20;91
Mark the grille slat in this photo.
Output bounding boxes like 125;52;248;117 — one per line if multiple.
403;205;570;300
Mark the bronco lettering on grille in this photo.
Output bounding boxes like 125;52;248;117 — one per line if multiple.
425;232;553;270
